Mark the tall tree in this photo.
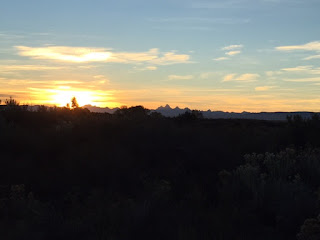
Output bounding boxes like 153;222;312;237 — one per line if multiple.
71;97;79;109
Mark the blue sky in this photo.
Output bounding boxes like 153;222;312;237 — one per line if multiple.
1;0;320;111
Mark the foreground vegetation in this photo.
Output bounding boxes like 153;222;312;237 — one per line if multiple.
1;102;320;239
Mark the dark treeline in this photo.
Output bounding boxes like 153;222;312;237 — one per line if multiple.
1;101;320;239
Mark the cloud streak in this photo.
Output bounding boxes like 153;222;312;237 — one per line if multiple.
223;73;260;82
15;46;191;66
284;77;320;82
255;86;275;91
168;75;194;80
222;44;243;51
16;46;112;62
276;41;320;52
276;41;320;60
214;44;243;61
0;65;64;72
213;57;228;61
225;50;241;56
281;65;320;74
304;55;320;60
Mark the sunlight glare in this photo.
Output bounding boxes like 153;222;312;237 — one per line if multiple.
52;90;97;107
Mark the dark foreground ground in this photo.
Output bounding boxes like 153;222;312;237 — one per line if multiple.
1;105;320;240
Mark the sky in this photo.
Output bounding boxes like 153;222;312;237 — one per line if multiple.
1;0;320;112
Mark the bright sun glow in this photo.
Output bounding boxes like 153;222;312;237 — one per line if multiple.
50;89;100;107
26;87;119;108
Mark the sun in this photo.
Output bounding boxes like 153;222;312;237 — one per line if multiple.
51;89;96;107
33;87;115;107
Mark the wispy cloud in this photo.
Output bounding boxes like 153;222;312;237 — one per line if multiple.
235;74;260;81
213;57;228;61
146;66;157;70
16;46;112;62
255;86;275;91
168;75;194;80
15;46;191;66
132;65;158;71
222;44;243;51
149;51;191;65
276;41;320;51
0;65;64;72
284;77;320;82
304;55;320;60
276;41;320;60
223;74;237;82
265;71;282;77
93;75;110;84
214;44;243;61
199;72;221;79
223;73;260;82
282;65;312;72
225;50;241;56
281;65;320;74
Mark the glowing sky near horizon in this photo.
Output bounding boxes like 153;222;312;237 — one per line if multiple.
1;0;320;111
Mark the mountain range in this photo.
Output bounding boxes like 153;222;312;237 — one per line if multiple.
83;104;317;121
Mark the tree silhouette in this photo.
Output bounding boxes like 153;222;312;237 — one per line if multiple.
177;110;203;121
71;97;79;109
114;105;149;120
5;96;19;106
4;96;20;111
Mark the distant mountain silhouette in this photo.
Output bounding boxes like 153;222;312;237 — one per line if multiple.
82;105;119;114
5;104;315;121
80;104;317;121
156;104;191;117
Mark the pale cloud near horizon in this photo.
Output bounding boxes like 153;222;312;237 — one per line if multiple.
223;73;260;82
168;74;194;80
115;87;320;112
15;46;191;66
